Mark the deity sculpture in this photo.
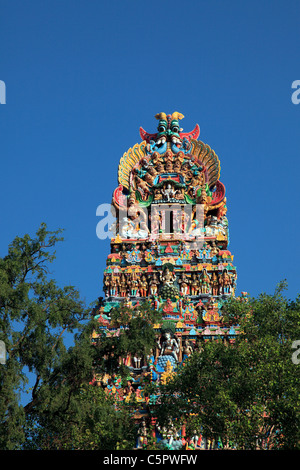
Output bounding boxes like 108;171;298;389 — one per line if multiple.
160;266;176;287
219;269;232;294
190;272;200;296
139;275;148;297
182;339;194;359
160;331;180;362
128;271;139;296
161;182;176;201
210;240;219;258
148;273;160;296
119;274;128;297
137;419;148;449
211;271;219;296
178;272;190;295
199;269;211;294
104;274;119;297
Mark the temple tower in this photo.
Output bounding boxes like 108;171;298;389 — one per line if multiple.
93;112;238;447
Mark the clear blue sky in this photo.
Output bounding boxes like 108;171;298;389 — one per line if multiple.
1;0;300;306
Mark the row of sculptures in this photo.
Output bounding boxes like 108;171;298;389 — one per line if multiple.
136;417;218;450
104;267;236;298
110;239;230;264
118;199;229;240
132;148;216;209
100;330;195;375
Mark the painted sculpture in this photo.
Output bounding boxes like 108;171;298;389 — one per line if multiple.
92;112;238;449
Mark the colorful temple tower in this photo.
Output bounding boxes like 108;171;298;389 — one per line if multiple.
93;112;238;448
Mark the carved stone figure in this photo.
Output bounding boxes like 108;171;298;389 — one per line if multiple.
179;272;190;295
104;274;119;297
199;269;211;294
104;274;110;297
139;275;148;297
190;272;200;296
220;269;232;294
182;339;194;358
160;331;180;362
211;271;219;296
128;271;139;296
137;419;148;449
160;267;176;287
210;240;219;258
161;183;176;201
149;273;159;296
133;352;143;369
119;274;127;297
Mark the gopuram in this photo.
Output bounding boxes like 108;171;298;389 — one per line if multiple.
92;112;239;449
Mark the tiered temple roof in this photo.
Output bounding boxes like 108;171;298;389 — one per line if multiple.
92;112;239;449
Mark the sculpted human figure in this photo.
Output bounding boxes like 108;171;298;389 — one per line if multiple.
119;274;127;297
210;240;219;258
135;176;150;198
156;161;165;173
211;271;219;296
127;194;150;238
110;274;119;297
150;151;160;166
149;273;159;296
182;339;193;358
165;158;173;173
121;217;135;238
160;267;176;286
173;159;181;172
181;210;190;233
161;183;175;201
128;271;139;296
221;269;232;294
190;272;200;295
160;331;180;362
144;172;155;186
179;272;190;295
139;275;148;297
137;419;148;449
133;352;142;369
150;209;160;233
124;380;135;396
199;269;211;294
104;274;110;297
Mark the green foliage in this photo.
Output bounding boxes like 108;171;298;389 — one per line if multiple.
0;225;161;449
0;224;110;449
93;301;162;378
24;384;136;450
153;283;300;450
1;224;299;450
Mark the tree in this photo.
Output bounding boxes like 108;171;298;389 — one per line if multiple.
23;379;137;450
0;224;161;449
0;223;93;448
92;300;162;380
151;283;300;450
